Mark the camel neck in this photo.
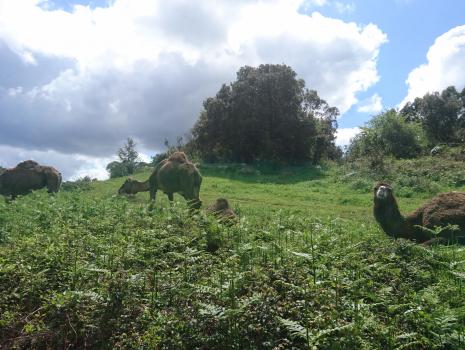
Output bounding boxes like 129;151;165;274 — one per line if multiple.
139;179;150;191
374;199;405;238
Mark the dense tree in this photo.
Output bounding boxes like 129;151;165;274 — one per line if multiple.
400;86;465;144
347;109;426;160
118;137;139;174
106;138;140;178
106;161;130;178
192;64;339;163
304;90;340;162
456;86;465;141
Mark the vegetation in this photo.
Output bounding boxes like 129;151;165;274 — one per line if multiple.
61;176;95;192
107;138;141;178
339;154;465;197
347;109;427;160
346;86;465;168
192;64;340;164
400;86;465;145
1;69;465;349
1;159;465;349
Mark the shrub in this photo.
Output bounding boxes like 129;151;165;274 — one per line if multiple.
347;109;427;160
61;176;94;192
106;161;130;178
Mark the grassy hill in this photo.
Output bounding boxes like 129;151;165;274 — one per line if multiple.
1;160;464;349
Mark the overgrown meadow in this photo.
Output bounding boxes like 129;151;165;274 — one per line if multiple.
1;160;465;349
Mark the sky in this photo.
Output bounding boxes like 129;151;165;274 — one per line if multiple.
0;0;464;179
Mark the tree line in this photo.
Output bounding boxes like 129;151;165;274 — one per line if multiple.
347;86;465;161
106;65;465;178
107;64;342;177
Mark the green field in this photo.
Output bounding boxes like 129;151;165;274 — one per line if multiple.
1;162;464;349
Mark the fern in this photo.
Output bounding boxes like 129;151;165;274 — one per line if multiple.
278;317;308;341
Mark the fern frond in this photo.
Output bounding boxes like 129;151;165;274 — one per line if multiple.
277;317;308;340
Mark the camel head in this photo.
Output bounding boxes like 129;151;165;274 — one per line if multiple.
118;177;138;195
374;182;394;202
214;198;229;210
373;181;404;238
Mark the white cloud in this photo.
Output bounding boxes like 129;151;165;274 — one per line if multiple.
401;25;465;105
357;93;382;113
304;0;328;7
301;0;355;14
0;0;386;177
0;0;386;111
0;144;114;180
334;1;356;14
335;127;360;147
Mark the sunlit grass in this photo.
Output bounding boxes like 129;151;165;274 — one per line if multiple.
0;162;464;349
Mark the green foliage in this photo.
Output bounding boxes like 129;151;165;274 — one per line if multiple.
339;155;465;197
192;64;340;164
400;85;465;144
61;176;94;192
106;161;130;178
1;163;465;349
117;137;139;175
347;109;427;161
106;138;148;178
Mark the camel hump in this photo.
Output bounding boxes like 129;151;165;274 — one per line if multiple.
168;152;189;163
16;160;39;170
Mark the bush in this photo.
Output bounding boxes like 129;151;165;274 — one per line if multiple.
61;176;94;192
347;109;427;160
106;161;130;178
339;155;465;196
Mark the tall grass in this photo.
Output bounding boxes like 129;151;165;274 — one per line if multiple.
0;162;464;349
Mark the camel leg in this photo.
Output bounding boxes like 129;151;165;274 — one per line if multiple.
149;185;157;201
46;174;60;193
182;191;201;210
186;188;201;209
181;193;196;210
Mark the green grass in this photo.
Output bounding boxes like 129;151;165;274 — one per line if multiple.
1;162;464;349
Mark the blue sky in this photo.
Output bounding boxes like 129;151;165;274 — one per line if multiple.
40;0;109;12
299;0;465;128
0;0;464;178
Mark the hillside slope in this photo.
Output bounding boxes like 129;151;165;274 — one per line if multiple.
0;163;464;349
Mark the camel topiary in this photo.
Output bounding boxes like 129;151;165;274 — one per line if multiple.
0;160;62;199
118;152;202;209
373;182;465;245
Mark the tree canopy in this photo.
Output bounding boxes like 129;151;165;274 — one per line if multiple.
106;137;140;178
191;64;340;164
400;86;465;144
118;137;139;174
347;109;426;160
